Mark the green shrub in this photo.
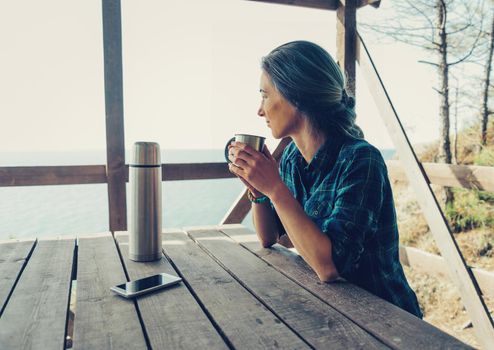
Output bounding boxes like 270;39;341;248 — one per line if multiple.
474;146;494;166
478;190;494;203
446;188;494;232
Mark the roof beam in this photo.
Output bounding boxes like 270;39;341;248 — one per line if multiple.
245;0;380;10
245;0;339;11
357;0;380;8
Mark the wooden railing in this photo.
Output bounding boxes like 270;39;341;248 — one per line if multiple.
1;159;493;190
1;155;493;229
399;246;494;299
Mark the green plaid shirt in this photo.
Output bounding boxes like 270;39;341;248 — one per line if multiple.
275;135;422;318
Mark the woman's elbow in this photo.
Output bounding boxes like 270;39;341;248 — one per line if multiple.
317;267;339;283
260;238;276;248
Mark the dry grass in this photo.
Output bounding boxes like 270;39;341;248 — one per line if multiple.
404;265;493;348
394;183;494;270
390;119;494;348
393;181;494;348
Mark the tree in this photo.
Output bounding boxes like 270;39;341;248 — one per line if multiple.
480;8;494;146
360;0;486;205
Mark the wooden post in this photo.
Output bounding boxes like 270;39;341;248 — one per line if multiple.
102;0;127;232
357;33;494;348
336;0;357;96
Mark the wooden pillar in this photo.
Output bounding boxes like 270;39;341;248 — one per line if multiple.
336;0;357;96
102;0;127;232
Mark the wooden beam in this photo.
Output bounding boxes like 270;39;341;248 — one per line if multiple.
245;0;339;11
386;160;494;192
220;189;250;225
357;33;494;348
245;0;378;10
1;161;492;191
220;137;291;225
162;163;235;181
356;0;380;8
122;163;235;183
337;0;357;95
422;162;494;192
102;0;127;232
0;166;107;187
399;245;494;299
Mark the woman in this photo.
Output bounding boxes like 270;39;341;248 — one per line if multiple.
227;40;422;318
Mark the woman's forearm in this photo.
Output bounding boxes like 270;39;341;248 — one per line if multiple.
270;184;339;282
252;201;279;248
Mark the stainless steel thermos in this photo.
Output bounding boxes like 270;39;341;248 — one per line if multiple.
129;142;162;261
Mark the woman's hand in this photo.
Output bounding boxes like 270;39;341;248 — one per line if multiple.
227;142;283;198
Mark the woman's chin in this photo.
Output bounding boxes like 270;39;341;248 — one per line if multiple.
270;129;286;139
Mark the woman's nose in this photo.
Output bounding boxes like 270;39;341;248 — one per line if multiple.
257;105;265;117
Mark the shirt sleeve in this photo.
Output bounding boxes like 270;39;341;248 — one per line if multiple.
321;146;386;276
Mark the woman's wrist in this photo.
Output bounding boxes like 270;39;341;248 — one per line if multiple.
267;182;290;205
249;188;264;198
247;189;269;204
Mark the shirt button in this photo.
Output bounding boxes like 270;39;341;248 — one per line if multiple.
314;210;319;215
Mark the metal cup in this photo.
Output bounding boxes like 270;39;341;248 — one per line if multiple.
224;134;266;163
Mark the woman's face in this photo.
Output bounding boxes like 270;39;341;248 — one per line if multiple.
258;71;302;139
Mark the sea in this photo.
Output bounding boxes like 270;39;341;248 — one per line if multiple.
0;148;395;240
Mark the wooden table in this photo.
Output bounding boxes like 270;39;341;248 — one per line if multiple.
0;224;472;349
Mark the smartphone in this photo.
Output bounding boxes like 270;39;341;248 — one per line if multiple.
110;273;182;298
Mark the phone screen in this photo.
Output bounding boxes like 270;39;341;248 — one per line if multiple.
115;273;182;295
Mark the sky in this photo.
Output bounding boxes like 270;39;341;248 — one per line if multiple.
0;0;441;154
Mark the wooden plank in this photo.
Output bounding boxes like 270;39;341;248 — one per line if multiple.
113;233;229;350
245;0;339;11
0;239;75;350
102;0;127;232
220;225;473;350
337;0;357;95
399;245;494;299
220;189;250;225
162;163;235;181
420;162;494;192
73;234;147;350
357;34;494;348
220;137;292;225
0;240;36;315
0;165;107;187
387;160;494;192
185;227;389;349
161;230;309;349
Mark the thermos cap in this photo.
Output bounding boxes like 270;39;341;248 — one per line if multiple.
131;142;161;166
